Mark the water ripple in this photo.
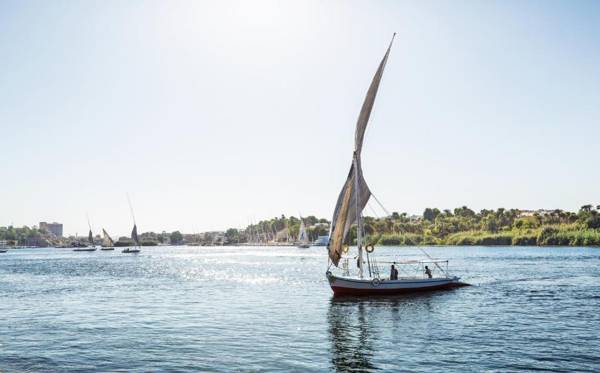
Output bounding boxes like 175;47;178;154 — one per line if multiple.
1;246;599;372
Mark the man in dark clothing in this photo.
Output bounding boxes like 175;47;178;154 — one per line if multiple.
390;265;398;280
424;265;432;279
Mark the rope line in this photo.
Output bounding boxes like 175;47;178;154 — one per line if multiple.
371;193;391;217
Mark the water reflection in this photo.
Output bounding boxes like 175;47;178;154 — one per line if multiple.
327;294;439;372
328;299;376;372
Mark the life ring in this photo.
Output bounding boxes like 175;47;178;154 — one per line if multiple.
342;245;349;253
372;278;381;287
365;244;375;253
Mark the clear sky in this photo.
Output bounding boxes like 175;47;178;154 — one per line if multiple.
1;0;599;236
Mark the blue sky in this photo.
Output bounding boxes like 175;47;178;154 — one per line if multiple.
1;0;599;236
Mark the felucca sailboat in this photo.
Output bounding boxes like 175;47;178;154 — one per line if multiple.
297;218;310;248
101;229;115;250
122;224;141;254
122;195;141;254
325;34;465;296
74;217;97;252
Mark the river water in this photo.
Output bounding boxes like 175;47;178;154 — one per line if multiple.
1;246;599;372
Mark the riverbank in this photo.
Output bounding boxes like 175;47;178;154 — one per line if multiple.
369;226;600;247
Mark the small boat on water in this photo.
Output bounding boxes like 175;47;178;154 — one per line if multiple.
327;257;465;296
122;195;141;254
73;247;96;252
297;218;310;249
74;222;97;252
325;34;466;296
101;229;115;251
122;224;141;254
122;248;140;254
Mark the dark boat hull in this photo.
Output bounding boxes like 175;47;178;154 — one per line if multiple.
327;273;468;297
122;249;140;253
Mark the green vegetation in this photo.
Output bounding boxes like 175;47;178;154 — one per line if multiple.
355;205;600;246
169;231;184;245
2;205;599;248
0;225;47;246
227;205;600;247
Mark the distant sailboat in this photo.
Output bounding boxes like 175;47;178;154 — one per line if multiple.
297;218;310;248
325;34;466;296
122;195;141;254
122;224;141;254
101;229;115;251
74;222;97;252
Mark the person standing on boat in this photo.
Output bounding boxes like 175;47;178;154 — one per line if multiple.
390;265;398;280
424;266;432;279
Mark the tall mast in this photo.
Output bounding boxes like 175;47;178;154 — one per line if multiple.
86;213;93;245
326;33;395;269
354;154;364;279
127;193;137;226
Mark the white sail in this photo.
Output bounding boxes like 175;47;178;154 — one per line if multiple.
298;219;309;244
328;34;395;266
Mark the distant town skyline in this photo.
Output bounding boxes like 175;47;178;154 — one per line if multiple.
2;1;599;236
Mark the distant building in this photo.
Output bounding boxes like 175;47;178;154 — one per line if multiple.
517;209;555;218
39;222;63;237
313;235;329;246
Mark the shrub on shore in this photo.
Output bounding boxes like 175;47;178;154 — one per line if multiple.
372;233;440;246
372;227;600;247
445;232;512;246
537;226;600;246
476;234;512;245
445;232;478;245
512;234;537;246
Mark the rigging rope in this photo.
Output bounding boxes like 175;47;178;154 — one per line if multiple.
367;202;380;218
418;247;447;275
371;193;391;217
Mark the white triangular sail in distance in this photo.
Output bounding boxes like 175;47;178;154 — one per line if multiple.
328;34;395;267
298;219;309;244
